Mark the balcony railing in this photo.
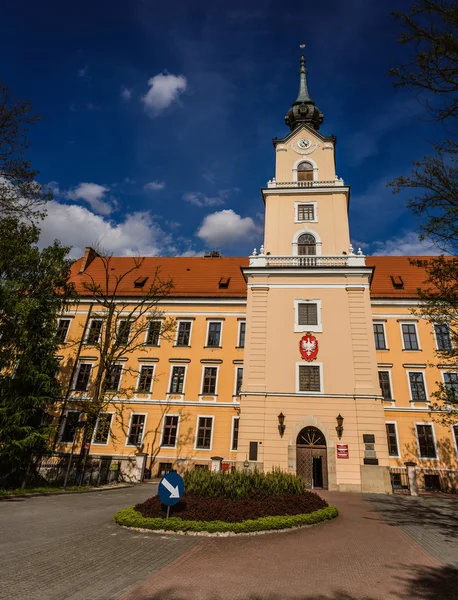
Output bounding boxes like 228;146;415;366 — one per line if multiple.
266;177;345;189
248;248;366;268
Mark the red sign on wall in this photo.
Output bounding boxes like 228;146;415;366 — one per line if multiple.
336;444;349;459
299;334;319;361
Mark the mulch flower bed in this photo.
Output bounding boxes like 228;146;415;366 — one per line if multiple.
135;491;328;523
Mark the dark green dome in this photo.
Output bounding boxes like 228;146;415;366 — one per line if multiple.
285;54;323;132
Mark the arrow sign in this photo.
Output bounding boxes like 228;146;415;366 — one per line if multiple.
158;471;184;506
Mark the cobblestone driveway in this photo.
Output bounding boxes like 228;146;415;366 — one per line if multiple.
0;484;200;600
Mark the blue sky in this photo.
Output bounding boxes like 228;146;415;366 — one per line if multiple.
1;0;444;258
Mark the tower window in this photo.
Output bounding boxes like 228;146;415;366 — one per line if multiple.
297;233;316;255
297;162;313;182
297;204;315;221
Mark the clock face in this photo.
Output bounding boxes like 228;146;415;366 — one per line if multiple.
297;138;311;149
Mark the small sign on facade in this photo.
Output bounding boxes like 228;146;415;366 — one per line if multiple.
336;443;349;459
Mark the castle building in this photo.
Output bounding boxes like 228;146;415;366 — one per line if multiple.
56;54;458;493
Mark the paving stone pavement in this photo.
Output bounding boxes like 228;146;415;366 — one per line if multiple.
366;493;458;567
120;491;458;600
0;484;201;600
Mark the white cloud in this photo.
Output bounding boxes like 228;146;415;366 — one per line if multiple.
196;209;257;247
39;201;177;259
66;182;114;215
121;86;132;100
183;190;229;208
142;72;187;116
370;231;440;256
144;181;166;191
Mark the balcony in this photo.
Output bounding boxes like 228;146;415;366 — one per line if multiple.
266;177;345;189
248;247;366;268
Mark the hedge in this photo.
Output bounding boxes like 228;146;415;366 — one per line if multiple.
114;505;338;534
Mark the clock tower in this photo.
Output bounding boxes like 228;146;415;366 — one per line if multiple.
237;52;391;493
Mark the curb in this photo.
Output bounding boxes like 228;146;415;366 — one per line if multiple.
0;483;136;501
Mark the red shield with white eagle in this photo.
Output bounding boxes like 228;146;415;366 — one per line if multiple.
299;334;319;361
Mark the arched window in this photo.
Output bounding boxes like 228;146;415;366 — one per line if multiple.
297;233;316;255
297;162;313;182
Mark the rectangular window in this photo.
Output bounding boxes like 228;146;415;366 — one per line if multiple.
238;322;246;348
236;367;243;396
373;323;387;350
402;323;419;350
444;372;458;401
127;414;146;446
297;204;314;221
416;424;437;459
176;321;192;346
207;322;222;347
231;417;239;451
409;372;427;401
378;371;392;400
435;324;452;351
117;320;131;345
60;411;81;443
169;366;186;394
93;413;113;444
385;423;399;457
202;367;217;394
74;363;92;391
298;365;321;392
249;441;258;461
453;425;458;455
86;319;103;345
137;365;154;393
56;319;71;343
196;417;213;449
298;303;318;326
104;364;122;392
161;416;179;447
145;320;161;346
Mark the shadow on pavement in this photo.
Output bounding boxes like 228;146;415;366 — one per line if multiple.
122;564;458;600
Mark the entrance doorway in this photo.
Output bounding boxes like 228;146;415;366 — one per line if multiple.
296;426;328;489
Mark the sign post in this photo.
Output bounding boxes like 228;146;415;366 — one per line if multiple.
158;471;184;518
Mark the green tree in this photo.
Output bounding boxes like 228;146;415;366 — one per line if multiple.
0;218;76;487
390;0;458;421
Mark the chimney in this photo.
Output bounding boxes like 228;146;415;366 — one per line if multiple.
79;247;99;274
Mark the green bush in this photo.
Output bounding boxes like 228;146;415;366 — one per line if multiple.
114;505;338;534
183;468;306;500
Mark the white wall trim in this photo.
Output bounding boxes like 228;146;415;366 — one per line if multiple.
294;298;323;333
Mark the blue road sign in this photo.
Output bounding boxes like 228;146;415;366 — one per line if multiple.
158;471;184;506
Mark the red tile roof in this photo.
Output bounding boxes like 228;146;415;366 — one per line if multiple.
367;256;431;298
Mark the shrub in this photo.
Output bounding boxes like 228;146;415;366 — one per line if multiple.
114;505;338;534
183;468;306;500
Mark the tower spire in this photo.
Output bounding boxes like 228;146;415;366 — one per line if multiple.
285;47;323;132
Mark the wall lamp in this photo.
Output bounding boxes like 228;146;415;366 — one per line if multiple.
278;412;286;438
336;414;344;439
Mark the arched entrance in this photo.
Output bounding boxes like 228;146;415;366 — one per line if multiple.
296;426;328;489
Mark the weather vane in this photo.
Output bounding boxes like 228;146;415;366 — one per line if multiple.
299;44;306;49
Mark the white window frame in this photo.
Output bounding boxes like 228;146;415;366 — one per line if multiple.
59;409;81;444
175;319;193;347
234;365;243;397
294;298;322;333
92;412;114;446
199;365;219;399
105;363;124;394
194;415;215;451
85;318;103;345
135;364;155;394
237;320;246;348
385;421;400;458
451;424;458;458
399;321;421;351
57;318;71;343
414;422;439;461
294;201;318;223
292;156;318;182
205;320;224;348
160;414;181;448
73;361;94;393
373;321;388;350
406;369;429;404
292;227;322;257
378;369;394;401
296;361;324;394
116;318;132;345
230;416;240;452
125;413;147;447
167;363;188;397
144;319;162;346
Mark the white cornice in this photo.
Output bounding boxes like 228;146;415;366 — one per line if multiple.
262;186;349;198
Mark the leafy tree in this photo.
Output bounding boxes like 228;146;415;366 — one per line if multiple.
0;81;51;220
0;218;75;486
390;0;458;420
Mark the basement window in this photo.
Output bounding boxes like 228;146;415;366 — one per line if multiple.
134;277;148;288
218;277;231;289
390;276;404;290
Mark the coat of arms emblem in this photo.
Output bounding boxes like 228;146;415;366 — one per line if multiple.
299;334;319;361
